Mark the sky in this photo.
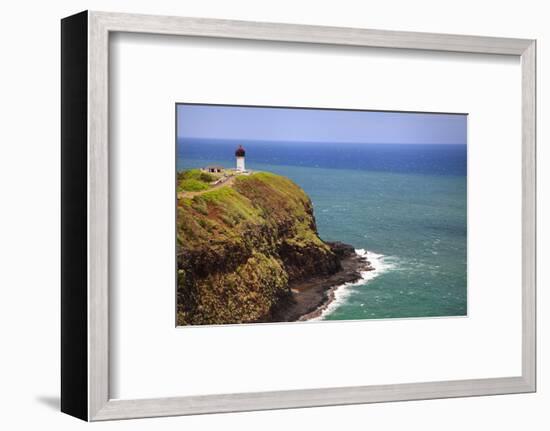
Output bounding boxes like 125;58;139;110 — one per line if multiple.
177;104;467;145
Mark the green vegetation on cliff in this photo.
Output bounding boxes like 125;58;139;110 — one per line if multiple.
177;170;340;325
177;169;215;192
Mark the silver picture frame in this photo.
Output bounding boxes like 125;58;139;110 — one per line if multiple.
61;10;536;421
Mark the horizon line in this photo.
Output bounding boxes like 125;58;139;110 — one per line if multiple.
177;137;467;146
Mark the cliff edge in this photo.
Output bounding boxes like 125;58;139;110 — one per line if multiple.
177;170;369;325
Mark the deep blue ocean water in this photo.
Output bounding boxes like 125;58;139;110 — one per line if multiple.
177;138;467;320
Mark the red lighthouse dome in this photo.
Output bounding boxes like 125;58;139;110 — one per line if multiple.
235;145;245;157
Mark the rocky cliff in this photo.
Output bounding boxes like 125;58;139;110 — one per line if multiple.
176;171;346;325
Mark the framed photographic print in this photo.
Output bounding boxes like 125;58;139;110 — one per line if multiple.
61;11;536;421
175;104;468;325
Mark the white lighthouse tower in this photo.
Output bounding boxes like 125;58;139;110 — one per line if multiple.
235;145;246;171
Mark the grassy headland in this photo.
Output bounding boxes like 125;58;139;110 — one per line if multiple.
177;170;369;325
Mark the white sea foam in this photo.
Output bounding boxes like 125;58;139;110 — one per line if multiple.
309;249;396;321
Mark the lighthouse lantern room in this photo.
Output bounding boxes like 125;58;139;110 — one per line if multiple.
235;145;246;171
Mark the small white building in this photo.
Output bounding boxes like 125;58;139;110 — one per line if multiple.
204;165;224;173
235;145;246;171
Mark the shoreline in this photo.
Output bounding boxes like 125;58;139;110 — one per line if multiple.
270;243;374;322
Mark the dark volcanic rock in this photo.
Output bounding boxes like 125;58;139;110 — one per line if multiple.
327;241;357;258
271;244;373;322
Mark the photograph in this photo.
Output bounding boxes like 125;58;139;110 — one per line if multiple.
176;104;467;326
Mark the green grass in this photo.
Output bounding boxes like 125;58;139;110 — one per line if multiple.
177;169;221;192
178;169;217;183
234;172;327;249
196;186;262;223
177;170;328;249
179;178;210;192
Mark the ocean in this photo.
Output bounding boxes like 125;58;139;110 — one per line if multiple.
177;138;467;320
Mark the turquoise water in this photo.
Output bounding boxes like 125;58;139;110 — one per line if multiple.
178;140;467;320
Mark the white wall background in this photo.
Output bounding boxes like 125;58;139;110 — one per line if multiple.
0;0;546;429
